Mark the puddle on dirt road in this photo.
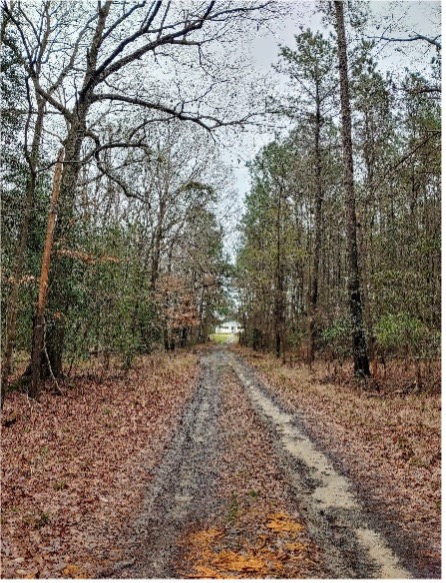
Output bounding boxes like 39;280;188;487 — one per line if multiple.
227;352;411;580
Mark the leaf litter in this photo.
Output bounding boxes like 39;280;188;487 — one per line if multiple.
1;352;199;578
3;345;438;578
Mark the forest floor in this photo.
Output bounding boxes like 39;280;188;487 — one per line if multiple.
1;345;441;578
1;352;199;579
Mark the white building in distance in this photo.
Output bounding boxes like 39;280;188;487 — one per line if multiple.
215;321;243;334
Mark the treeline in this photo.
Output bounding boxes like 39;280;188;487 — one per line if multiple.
0;1;441;405
236;9;440;382
2;112;230;378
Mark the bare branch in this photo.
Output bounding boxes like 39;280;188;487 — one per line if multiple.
91;92;216;130
48;12;99;94
367;32;441;50
100;0;146;42
81;0;163;95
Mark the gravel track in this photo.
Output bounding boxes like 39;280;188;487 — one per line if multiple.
115;347;414;579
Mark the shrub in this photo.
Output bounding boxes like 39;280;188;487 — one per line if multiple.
321;317;351;361
374;313;430;358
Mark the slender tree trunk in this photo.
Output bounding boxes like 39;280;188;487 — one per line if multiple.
334;0;370;377
150;200;165;290
308;89;323;363
1;99;45;406
30;148;65;399
274;183;284;358
361;112;375;341
44;114;87;377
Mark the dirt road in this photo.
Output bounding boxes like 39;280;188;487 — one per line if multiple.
116;348;413;578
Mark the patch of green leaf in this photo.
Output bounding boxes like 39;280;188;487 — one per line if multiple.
35;510;50;528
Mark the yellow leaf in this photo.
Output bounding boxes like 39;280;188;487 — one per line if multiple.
187;527;223;547
286;542;307;552
62;564;87;578
213;550;266;573
266;511;304;533
189;565;222;578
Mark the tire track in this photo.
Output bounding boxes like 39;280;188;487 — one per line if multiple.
116;347;413;579
225;349;412;579
119;352;222;578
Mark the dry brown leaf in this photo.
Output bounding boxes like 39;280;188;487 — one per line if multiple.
266;511;304;533
62;563;87;578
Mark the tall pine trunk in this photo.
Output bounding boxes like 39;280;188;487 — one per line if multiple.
308;88;323;364
334;0;370;377
274;183;285;358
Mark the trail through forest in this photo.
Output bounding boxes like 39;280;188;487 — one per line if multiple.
1;2;440;579
115;347;413;579
2;345;440;578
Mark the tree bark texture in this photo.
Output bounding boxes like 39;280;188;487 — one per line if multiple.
334;0;370;377
30;148;65;399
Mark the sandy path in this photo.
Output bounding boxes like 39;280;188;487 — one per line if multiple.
115;348;413;578
226;350;411;579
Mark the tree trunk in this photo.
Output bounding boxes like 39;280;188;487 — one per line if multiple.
334;0;370;377
274;183;285;358
30;148;65;399
44;115;86;377
308;89;323;364
1;98;45;406
150;200;165;290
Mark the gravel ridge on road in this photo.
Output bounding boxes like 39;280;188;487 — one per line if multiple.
225;350;412;579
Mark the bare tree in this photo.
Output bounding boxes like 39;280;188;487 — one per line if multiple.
3;0;279;382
